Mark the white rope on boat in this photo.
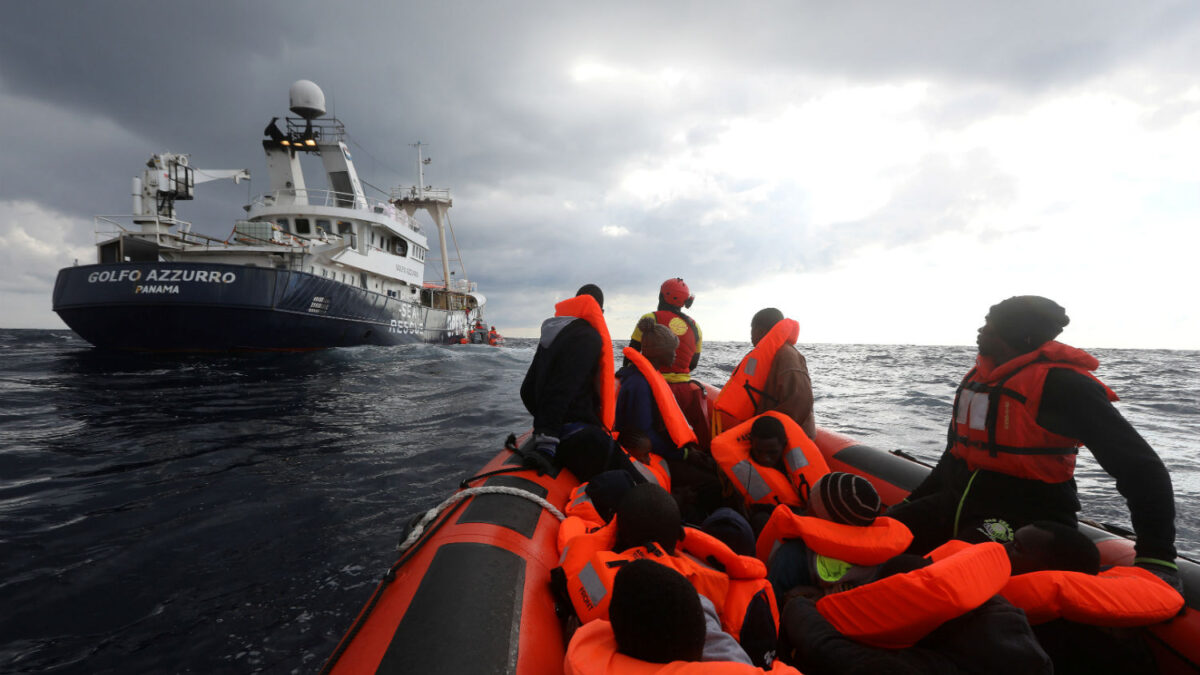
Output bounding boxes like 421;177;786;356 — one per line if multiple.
397;485;566;553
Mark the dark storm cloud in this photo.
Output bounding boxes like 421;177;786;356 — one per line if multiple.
3;1;1199;331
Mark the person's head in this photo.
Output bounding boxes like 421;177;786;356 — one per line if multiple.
640;322;680;370
619;429;653;463
700;507;756;557
659;278;694;310
491;326;495;330
749;415;788;468
807;472;881;526
1006;521;1100;576
609;559;705;663
614;483;685;554
978;296;1069;362
576;284;604;310
584;469;637;522
750;307;785;346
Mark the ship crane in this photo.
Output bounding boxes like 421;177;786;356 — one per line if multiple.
132;152;250;227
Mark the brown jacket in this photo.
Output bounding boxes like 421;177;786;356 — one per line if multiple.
754;345;816;438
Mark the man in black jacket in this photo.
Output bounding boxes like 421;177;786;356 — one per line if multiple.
887;296;1179;589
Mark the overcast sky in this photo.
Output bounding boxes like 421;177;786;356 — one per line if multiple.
3;1;1198;348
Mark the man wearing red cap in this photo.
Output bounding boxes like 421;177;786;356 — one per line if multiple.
628;278;708;448
887;296;1180;592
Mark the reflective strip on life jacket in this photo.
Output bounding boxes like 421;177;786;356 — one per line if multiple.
556;294;616;429
817;541;1011;649
1001;565;1184;626
711;411;828;509
564;620;804;675
713;319;799;434
755;505;913;565
623;346;699;450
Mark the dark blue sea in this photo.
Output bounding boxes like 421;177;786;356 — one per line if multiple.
1;329;1197;673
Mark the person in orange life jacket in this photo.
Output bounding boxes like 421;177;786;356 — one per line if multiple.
776;554;1052;675
886;296;1180;592
738;415;795;532
1000;521;1178;675
616;320;687;458
521;285;637;482
553;484;779;667
566;559;807;673
617;319;724;523
715;308;816;439
626;278;712;451
764;472;887;607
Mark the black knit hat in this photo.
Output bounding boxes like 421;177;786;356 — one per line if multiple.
988;296;1069;352
808;472;880;526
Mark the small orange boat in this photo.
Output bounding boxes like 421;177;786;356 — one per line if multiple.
321;399;1200;674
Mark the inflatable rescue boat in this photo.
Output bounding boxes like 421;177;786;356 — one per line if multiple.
321;424;1200;674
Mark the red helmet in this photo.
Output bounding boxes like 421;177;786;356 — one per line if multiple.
660;278;693;307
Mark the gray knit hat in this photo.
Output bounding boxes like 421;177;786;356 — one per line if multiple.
808;472;880;526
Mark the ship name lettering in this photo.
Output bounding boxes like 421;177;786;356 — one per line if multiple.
144;269;238;283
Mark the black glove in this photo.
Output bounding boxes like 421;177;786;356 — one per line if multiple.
516;433;557;475
1135;559;1186;598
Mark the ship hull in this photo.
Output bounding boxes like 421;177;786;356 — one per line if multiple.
52;262;475;351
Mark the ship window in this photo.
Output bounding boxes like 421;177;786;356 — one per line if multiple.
295;218;311;235
395;238;409;257
315;219;331;235
337;221;353;235
276;218;290;232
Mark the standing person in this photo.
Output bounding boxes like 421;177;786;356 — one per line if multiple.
628;278;711;449
520;284;616;474
887;296;1180;589
713;308;817;439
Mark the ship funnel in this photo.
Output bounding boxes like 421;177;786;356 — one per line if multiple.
289;80;326;120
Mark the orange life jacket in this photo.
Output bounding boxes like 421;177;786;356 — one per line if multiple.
949;341;1117;483
1001;565;1184;626
713;319;799;435
816;541;1011;649
564;619;803;675
648;309;701;382
556;295;616;429
755;504;913;565
623;346;699;451
559;520;777;641
711;412;829;509
628;449;672;491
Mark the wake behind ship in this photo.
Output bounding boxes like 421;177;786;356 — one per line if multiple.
53;80;485;351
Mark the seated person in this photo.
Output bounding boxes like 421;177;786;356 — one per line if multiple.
761;472;910;606
618;318;723;523
554;483;779;667
998;522;1183;675
619;428;671;490
711;412;830;532
615;319;691;459
778;542;1053;675
565;559;803;673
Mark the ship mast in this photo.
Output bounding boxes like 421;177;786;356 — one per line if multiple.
396;141;453;290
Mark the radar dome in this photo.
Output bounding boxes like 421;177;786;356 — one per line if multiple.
289;80;326;119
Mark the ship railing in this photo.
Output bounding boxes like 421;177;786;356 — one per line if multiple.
93;215;223;249
390;185;452;203
248;189;423;234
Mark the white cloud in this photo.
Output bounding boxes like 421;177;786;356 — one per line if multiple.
0;200;93;329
